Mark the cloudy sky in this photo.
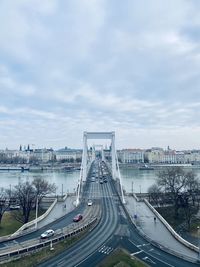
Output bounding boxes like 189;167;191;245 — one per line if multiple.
1;0;200;150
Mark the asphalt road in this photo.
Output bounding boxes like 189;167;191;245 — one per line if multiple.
38;161;200;267
1;161;200;267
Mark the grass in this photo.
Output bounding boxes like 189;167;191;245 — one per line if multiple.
0;209;46;237
97;248;148;267
1;229;89;267
0;212;22;236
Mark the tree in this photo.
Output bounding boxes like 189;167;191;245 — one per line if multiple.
13;178;56;224
14;181;36;224
156;167;200;228
157;167;187;218
148;184;162;206
32;178;56;209
0;188;10;224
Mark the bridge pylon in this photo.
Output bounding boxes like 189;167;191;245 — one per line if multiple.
76;131;125;206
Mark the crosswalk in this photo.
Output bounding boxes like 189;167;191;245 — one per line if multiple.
98;245;113;255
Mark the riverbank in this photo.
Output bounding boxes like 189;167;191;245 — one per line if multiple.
0;163;81;172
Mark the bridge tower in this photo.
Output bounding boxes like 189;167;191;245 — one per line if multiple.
76;131;125;206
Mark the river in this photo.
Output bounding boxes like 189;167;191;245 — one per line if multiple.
1;167;200;194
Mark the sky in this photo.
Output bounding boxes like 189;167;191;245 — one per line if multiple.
1;0;200;150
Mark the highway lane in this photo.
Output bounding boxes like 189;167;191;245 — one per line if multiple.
38;175;119;267
0;179;94;248
3;161;200;266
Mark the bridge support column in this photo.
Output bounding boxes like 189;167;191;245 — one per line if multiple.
92;145;95;162
111;132;116;179
82;132;88;182
102;147;105;161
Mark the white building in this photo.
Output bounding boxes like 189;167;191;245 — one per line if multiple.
55;148;82;162
118;149;144;163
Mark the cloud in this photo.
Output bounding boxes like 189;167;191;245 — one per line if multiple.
0;0;200;149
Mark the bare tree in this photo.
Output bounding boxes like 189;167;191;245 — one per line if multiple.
157;167;187;218
148;184;162;206
13;178;56;224
14;181;36;224
156;166;200;228
0;188;10;224
32;178;56;209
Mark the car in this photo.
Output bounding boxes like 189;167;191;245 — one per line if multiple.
99;180;104;184
87;199;93;206
40;229;54;239
10;204;20;210
91;177;96;182
73;214;83;222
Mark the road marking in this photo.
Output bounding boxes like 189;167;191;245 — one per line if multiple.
131;250;143;255
98;246;113;255
137;243;150;247
142;256;156;264
128;239;174;267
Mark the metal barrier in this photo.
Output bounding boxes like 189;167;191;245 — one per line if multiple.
0;205;101;263
11;198;58;238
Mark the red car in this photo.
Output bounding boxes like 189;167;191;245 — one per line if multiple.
73;214;83;222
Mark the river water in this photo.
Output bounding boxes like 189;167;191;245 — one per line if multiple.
1;167;200;194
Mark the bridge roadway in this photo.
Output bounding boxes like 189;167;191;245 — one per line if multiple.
38;162;200;267
0;161;200;266
0;181;93;250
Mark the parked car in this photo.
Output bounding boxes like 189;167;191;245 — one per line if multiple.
10;204;20;210
73;214;83;222
40;229;54;239
87;199;93;206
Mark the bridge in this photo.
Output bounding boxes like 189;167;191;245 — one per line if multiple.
0;131;199;267
76;131;125;206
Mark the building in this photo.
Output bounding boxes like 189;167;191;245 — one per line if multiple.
55;148;82;162
118;149;144;164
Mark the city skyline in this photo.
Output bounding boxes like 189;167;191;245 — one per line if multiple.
1;1;200;150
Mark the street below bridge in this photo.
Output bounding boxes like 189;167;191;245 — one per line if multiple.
38;160;200;267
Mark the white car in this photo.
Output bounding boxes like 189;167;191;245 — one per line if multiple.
87;200;93;206
40;229;54;239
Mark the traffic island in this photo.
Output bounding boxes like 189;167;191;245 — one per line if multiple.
97;248;148;267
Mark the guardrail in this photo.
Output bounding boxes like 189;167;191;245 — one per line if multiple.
0;204;101;263
11;198;58;238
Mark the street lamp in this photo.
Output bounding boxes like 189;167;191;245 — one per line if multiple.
132;181;133;196
197;226;200;261
35;196;38;229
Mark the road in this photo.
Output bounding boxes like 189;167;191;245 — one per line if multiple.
38;161;200;267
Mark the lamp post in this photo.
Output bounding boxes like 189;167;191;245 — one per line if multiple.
35;196;38;229
197;226;200;261
132;181;133;196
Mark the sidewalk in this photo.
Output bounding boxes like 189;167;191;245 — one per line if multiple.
37;195;76;229
125;195;198;260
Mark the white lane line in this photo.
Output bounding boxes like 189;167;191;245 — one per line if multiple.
98;245;105;252
128;239;174;267
142;256;156;264
131;250;143;256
